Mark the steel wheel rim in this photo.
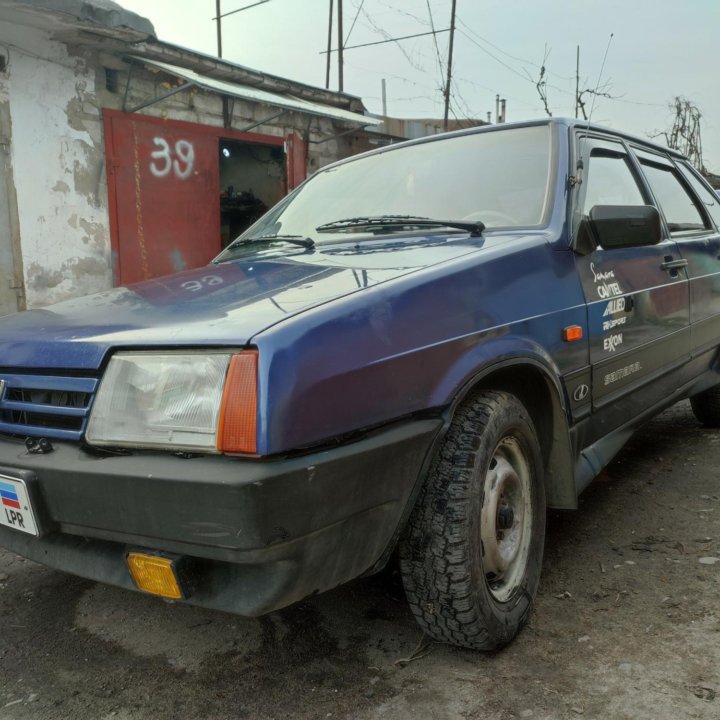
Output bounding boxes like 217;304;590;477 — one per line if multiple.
480;435;533;602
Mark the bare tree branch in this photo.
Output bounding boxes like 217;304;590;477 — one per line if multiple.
533;46;618;120
576;87;614;121
650;97;705;172
534;46;552;117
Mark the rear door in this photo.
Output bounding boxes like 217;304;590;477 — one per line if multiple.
634;152;720;364
573;136;690;441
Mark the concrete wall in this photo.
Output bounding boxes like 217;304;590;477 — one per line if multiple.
0;22;111;308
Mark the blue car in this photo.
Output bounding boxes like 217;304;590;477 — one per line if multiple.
1;118;720;650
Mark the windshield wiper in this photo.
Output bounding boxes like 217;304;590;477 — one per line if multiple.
315;215;485;236
227;234;315;250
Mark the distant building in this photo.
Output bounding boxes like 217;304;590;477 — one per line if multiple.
372;116;488;142
0;0;379;312
356;116;489;151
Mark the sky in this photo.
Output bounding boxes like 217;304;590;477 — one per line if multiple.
118;0;720;170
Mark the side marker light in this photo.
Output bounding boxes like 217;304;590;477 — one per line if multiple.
562;325;583;342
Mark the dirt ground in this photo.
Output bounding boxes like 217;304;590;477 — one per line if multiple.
1;400;719;720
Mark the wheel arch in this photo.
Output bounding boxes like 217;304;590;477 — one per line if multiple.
368;354;577;578
446;357;577;510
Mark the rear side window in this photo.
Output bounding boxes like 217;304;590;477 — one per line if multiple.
640;162;707;232
677;163;720;230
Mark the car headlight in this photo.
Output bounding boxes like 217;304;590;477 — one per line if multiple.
86;351;257;454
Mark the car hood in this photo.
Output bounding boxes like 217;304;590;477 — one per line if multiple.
0;237;488;370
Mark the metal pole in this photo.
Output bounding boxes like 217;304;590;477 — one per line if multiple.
337;0;344;91
381;78;387;115
216;0;223;57
442;0;457;131
325;0;334;89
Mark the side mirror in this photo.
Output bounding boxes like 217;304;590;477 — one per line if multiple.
576;205;662;255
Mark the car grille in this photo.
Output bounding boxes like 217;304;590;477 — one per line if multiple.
0;373;98;441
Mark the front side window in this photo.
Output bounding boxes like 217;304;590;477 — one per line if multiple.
581;152;645;215
216;125;552;254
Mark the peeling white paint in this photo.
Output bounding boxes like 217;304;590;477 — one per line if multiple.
0;22;111;308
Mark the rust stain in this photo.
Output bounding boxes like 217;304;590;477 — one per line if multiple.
131;121;149;280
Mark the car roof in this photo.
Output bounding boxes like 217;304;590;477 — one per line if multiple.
550;117;686;159
320;117;686;176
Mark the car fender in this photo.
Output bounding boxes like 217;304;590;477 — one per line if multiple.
432;333;577;510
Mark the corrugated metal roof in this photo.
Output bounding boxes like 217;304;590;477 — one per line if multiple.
131;57;381;126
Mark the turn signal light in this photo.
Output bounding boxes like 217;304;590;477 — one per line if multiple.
127;552;183;600
562;325;583;342
217;350;258;454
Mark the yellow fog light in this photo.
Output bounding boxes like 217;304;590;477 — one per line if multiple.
127;552;184;600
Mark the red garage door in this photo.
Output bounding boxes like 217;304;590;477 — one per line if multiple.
104;110;306;286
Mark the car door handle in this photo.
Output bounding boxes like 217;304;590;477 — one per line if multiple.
660;258;688;272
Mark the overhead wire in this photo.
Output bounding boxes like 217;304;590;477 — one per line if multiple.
425;0;446;85
341;2;671;124
344;0;366;45
348;1;666;124
453;75;541;110
457;27;575;99
450;90;476;123
454;15;667;112
455;16;576;82
358;6;428;72
374;0;431;27
344;60;439;93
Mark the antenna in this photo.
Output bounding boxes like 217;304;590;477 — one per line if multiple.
577;33;614;178
573;33;614;232
586;33;614;128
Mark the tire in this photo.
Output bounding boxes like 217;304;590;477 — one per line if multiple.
691;385;720;427
399;390;546;651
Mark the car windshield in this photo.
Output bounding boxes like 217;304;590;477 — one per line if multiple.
216;124;552;256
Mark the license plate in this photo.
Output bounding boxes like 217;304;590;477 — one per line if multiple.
0;475;38;536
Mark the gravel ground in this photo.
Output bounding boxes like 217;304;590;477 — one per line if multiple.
0;400;719;720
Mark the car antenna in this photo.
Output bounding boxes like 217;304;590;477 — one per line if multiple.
576;33;615;182
586;33;614;129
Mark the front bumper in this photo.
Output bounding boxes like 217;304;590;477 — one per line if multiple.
0;418;441;615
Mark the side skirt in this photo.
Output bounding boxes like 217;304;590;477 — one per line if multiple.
572;368;720;495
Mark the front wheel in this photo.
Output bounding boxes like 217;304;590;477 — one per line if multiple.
399;390;546;650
